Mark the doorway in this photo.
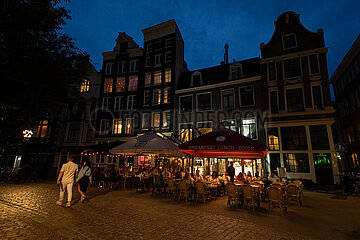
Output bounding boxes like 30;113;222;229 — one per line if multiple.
313;153;334;185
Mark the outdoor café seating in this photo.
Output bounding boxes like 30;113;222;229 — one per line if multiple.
268;185;288;216
167;178;176;199
286;183;303;206
178;179;191;203
242;184;261;210
226;183;239;207
196;181;211;204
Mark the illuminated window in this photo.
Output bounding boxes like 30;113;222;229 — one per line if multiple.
80;79;90;92
268;128;280;150
152;112;161;128
34;120;49;138
164;87;170;104
125;118;134;134
127;95;136;110
104;78;113;93
222;120;237;132
284;153;309;173
154;71;162;85
242;118;257;139
165;69;171;83
179;123;193;142
113;119;122;134
153;89;161;105
145;73;151;86
162;111;171;129
130;60;138;72
197;121;212;135
105;63;114;75
116;77;125;92
128;75;138;91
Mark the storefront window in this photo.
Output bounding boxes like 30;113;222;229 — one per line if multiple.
284;153;310;173
310;125;330;150
281;126;307;150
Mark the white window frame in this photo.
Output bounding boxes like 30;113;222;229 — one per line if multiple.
310;83;324;110
241;117;258;140
308;54;321;76
105;63;114;75
165;51;172;63
100;119;109;135
165;68;171;83
142;113;150;130
130;60;138;72
125;118;134;134
267;62;277;82
127;95;136;110
196;92;212;112
152;112;161;128
146;43;152;53
153;89;161;105
165;38;172;48
179;95;193;113
239;85;255;107
102;97;110;111
143;90;150;106
128;75;138;91
164;87;171;104
282;33;297;50
221;88;235;109
113;119;122;134
117;61;126;74
162;110;171;129
155;54;161;66
284;84;306;113
114;96;124;111
282;57;303;81
190;71;202;87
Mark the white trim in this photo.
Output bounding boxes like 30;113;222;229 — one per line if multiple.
129;60;139;72
241;117;258;140
143;90;150;106
163;87;171;104
239;85;255;107
196;92;212;112
282;33;298;50
308;54;321;76
310;84;324;110
267;61;277;82
284;85;305;113
220;88;235;109
141;113;150;130
151;112;161;128
152;89;162;105
268;90;279;114
162;110;171;129
154;70;162;85
112;118;123;135
179;94;193;113
165;51;172;63
191;71;202;87
176;76;261;94
282;57;303;82
127;95;136;110
154;54;161;67
264;118;336;128
260;47;328;64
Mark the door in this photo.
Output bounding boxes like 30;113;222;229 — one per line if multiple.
269;153;281;173
313;153;334;185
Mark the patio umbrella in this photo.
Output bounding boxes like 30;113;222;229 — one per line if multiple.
178;128;268;158
109;131;185;156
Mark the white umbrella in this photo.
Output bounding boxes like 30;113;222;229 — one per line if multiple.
109;131;184;156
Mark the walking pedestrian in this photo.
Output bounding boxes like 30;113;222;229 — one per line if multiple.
76;159;92;203
56;157;79;207
226;162;235;182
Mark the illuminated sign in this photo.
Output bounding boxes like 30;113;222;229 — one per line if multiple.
188;145;255;151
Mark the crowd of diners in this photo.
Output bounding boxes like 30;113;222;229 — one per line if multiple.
90;161;282;195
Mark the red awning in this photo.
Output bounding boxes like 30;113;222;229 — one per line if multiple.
178;128;268;158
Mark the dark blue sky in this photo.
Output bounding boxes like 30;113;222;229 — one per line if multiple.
62;0;359;79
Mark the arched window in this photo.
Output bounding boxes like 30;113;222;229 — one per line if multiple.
191;71;202;87
80;79;90;92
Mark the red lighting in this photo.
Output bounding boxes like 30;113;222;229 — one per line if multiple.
243;159;252;163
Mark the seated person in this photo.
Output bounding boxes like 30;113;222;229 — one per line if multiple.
210;171;220;185
161;167;171;179
221;172;230;184
235;172;243;182
194;169;204;182
183;171;194;185
268;172;280;184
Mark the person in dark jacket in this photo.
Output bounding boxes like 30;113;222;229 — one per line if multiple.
226;162;235;182
76;159;92;203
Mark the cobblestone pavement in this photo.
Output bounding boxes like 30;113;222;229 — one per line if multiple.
0;182;358;240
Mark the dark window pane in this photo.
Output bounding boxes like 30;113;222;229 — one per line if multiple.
222;89;234;109
310;125;330;150
309;54;319;74
197;93;211;111
270;153;281;172
180;96;193;113
312;86;323;110
281;126;307;150
268;62;276;81
283;34;297;49
286;88;304;112
240;86;254;106
284;58;302;78
270;91;279;114
284;153;310;173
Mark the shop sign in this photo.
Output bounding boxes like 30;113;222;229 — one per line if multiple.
188;145;255;151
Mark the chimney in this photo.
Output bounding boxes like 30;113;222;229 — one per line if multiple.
224;43;229;64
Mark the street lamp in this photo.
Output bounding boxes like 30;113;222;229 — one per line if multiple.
23;130;33;139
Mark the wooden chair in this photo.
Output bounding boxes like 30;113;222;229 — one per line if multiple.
242;184;260;210
268;186;288;216
167;178;176;199
226;183;238;207
178;179;191;203
287;183;303;206
196;182;211;204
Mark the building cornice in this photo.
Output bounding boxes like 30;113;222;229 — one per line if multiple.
260;47;328;64
265;107;335;118
265;117;335;127
175;76;261;94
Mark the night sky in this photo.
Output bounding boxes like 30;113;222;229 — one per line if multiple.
62;0;360;98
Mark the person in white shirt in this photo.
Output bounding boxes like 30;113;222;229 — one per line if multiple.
222;172;230;184
194;170;204;182
268;173;280;184
56;157;78;207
